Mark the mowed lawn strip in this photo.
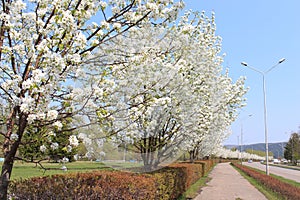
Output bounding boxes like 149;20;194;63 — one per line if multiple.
244;164;300;188
232;164;284;200
10;161;110;180
232;163;300;200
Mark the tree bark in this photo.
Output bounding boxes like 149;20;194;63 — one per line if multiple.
0;153;15;200
0;112;27;200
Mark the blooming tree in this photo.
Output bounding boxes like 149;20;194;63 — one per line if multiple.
0;0;184;198
187;68;247;161
86;10;247;170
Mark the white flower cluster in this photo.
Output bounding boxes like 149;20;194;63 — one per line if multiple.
69;135;79;147
47;110;58;121
50;142;59;150
40;145;47;153
53;121;63;130
78;133;92;146
10;134;19;141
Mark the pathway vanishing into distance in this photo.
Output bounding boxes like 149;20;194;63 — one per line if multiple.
194;162;267;200
243;162;300;183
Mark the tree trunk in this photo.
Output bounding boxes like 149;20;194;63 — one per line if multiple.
0;112;27;200
189;150;195;163
0;155;14;200
0;138;22;200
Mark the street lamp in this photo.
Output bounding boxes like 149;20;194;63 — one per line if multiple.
241;58;286;175
240;114;252;164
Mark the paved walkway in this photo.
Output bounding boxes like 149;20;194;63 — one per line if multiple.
194;162;267;200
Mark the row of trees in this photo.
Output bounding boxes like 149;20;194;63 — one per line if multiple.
216;147;265;161
0;0;247;198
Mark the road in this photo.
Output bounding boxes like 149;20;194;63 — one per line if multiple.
243;162;300;183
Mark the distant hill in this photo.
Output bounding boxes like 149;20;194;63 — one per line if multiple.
224;142;287;159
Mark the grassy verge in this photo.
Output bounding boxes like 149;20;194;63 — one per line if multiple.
11;161;110;180
270;173;300;188
269;163;300;171
232;164;284;200
244;164;300;188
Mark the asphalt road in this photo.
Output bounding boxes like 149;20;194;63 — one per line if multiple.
243;162;300;183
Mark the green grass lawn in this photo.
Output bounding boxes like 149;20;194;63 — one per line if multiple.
102;161;144;171
10;161;110;180
9;160;146;180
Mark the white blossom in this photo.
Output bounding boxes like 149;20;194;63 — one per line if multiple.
20;96;35;113
146;3;158;11
53;121;63;130
111;6;120;14
50;142;59;150
22;79;33;89
78;133;92;146
100;20;110;30
47;110;58;121
69;135;79;146
10;134;19;141
36;112;46;120
40;144;47;153
67;145;72;152
113;23;121;31
99;1;107;9
27;114;36;124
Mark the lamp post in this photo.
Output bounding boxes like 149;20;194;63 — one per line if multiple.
240;114;252;164
237;135;240;160
241;58;286;175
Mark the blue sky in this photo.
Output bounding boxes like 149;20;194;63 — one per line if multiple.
183;0;300;145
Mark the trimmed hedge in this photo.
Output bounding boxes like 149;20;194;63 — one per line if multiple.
153;162;210;199
232;163;300;200
9;171;157;199
9;160;216;199
151;166;187;199
194;160;215;176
